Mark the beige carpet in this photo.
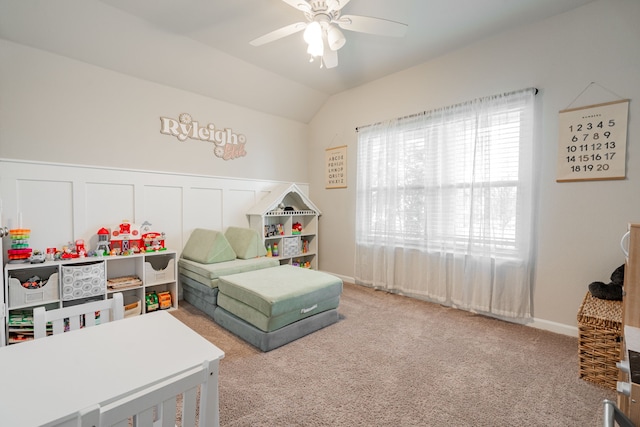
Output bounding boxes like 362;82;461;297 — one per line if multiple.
170;282;614;426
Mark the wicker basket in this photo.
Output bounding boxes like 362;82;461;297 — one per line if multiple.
577;291;622;390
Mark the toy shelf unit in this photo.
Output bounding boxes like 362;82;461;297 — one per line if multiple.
105;251;177;316
3;258;106;345
247;183;321;270
2;251;177;346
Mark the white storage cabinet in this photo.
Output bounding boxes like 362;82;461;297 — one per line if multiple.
2;251;177;345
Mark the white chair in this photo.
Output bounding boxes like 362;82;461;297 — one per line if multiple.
33;293;125;339
45;359;214;427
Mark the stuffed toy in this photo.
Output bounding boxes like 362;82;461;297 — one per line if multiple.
588;264;625;301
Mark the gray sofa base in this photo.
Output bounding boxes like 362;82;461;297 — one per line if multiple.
181;274;219;319
213;306;339;352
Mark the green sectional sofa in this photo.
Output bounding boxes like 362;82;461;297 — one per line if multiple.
179;227;279;318
179;226;343;351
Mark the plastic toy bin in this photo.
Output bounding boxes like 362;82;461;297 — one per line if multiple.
9;273;59;308
144;257;175;286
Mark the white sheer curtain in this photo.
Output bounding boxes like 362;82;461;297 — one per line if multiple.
355;88;537;320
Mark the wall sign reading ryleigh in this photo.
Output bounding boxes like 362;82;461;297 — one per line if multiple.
160;113;247;160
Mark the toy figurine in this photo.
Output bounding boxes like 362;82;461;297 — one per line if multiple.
75;239;86;258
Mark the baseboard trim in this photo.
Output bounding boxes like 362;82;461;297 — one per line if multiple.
529;318;578;337
327;272;578;337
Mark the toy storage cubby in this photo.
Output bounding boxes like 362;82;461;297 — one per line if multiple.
7;265;59;309
105;254;145;317
105;251;177;315
2;251;177;346
143;253;177;312
4;260;94;345
247;183;321;270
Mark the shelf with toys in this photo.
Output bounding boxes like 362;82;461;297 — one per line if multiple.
105;251;177;317
2;221;177;346
247;183;320;270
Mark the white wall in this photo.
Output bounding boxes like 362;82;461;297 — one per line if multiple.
308;0;640;333
0;159;308;265
0;39;309;183
0;39;312;275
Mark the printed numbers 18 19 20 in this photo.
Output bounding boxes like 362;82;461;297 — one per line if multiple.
570;164;610;172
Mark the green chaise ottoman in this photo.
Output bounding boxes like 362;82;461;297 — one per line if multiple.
213;265;343;351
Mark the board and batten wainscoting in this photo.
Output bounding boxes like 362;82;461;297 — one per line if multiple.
0;159;308;275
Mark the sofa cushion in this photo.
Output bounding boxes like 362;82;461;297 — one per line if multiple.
224;226;267;259
178;257;279;287
181;228;236;264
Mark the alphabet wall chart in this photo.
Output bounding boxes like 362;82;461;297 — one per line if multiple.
325;145;347;189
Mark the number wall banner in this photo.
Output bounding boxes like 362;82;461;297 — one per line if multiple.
325;145;347;189
556;99;629;182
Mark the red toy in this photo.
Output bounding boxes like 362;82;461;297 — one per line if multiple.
109;221;143;254
95;228;111;255
75;239;86;258
143;232;166;252
292;222;303;234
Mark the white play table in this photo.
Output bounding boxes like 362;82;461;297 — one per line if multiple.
0;310;224;426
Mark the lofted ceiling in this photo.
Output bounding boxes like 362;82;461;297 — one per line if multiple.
0;0;596;122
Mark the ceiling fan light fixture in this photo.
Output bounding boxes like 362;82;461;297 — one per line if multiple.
252;0;409;69
327;25;346;51
307;41;324;58
303;21;322;45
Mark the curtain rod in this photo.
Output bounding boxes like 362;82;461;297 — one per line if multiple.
355;87;538;132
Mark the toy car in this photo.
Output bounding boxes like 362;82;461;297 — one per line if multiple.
158;291;172;310
145;292;159;312
29;251;45;264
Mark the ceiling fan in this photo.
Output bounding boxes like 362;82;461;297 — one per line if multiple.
249;0;408;69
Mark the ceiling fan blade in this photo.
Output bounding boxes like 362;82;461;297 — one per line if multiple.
281;0;311;13
250;22;307;46
337;15;408;37
326;0;351;12
323;49;338;69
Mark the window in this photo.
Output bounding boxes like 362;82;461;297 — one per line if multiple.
355;88;537;319
356;89;535;259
